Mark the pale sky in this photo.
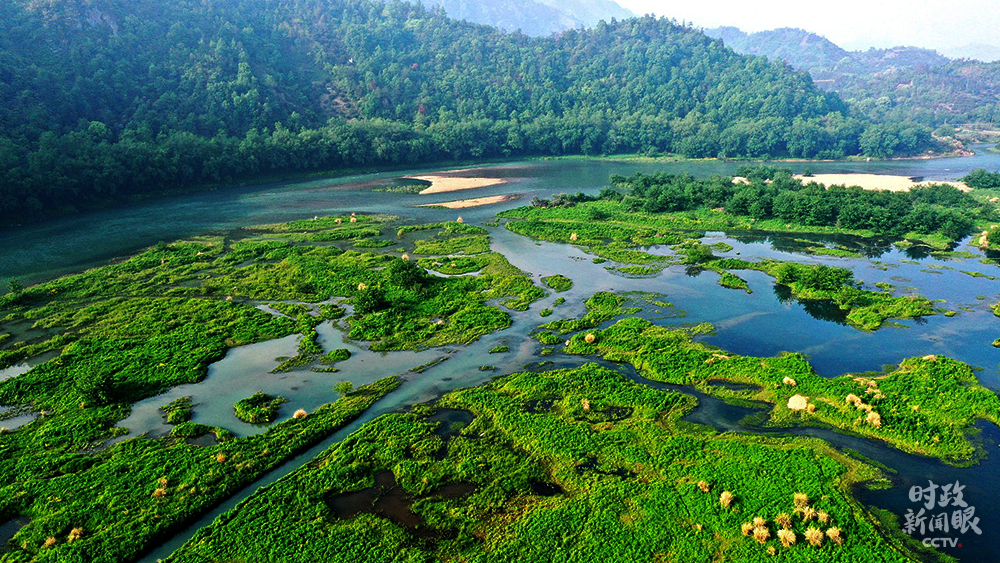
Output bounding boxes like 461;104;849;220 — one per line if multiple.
616;0;1000;53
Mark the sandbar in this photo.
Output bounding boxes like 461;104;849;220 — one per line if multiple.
406;174;508;195
416;194;521;209
794;174;971;192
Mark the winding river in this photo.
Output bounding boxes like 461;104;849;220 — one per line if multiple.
3;149;1000;561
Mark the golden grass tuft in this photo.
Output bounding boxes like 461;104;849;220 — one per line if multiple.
866;411;882;428
43;537;56;548
776;513;792;529
777;528;796;547
806;403;817;413
804;527;824;547
456;216;464;223
570;232;578;241
697;480;711;493
845;394;862;407
752;517;766;528
581;398;591;411
158;476;168;487
401;253;410;261
67;528;83;543
584;333;596;344
818;511;830;525
741;522;754;536
826;527;843;545
152;488;167;498
793;492;809;508
215;453;227;463
752;526;770;544
782;376;797;386
293;408;308;419
800;506;818;522
357;282;368;291
720;490;734;509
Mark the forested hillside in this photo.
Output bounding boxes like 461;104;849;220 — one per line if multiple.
0;0;928;223
421;0;633;36
707;27;1000;128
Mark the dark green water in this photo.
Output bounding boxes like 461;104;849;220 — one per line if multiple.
4;149;1000;561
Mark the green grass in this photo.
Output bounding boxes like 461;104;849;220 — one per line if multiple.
234;392;287;424
164;363;919;563
540;275;573;293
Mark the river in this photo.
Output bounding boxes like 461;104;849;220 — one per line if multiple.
2;149;1000;561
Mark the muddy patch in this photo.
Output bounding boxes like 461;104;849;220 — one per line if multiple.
326;471;477;538
427;409;475;440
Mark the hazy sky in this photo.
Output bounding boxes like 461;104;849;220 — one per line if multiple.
616;0;1000;53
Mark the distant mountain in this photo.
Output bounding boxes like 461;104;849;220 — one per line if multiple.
705;27;1000;127
943;43;1000;63
422;0;633;36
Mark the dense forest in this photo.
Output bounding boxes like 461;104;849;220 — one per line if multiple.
606;167;989;240
706;27;1000;128
0;0;934;223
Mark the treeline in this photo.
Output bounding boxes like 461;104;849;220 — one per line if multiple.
0;0;936;223
609;168;992;239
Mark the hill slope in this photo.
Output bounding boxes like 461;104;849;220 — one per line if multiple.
0;0;924;223
705;26;1000;127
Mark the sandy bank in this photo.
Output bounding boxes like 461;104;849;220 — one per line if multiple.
794;174;971;192
406;174;508;195
416;194;521;209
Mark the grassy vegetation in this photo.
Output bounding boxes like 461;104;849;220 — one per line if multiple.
540;275;573;293
165;363;920;563
566;317;1000;464
0;214;543;562
0;377;399;562
159;397;193;425
233;392;287;424
538;292;640;335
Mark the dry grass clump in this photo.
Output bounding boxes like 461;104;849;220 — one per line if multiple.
782;376;797;386
158;476;168;487
799;506;818;522
752;526;770;544
741;522;754;536
697;480;711;493
806;403;817;413
581;399;591;411
215;453;227;463
818;511;830;525
777;528;796;547
293;408;308;419
804;527;824;547
866;411;882;428
456;216;464;223
401;253;410;261
152;488;167;498
569;232;578;241
775;513;792;529
752;517;767;528
845;394;862;407
67;528;83;543
43;537;56;548
826;527;844;545
584;333;596;344
793;492;809;508
357;282;368;291
720;490;734;509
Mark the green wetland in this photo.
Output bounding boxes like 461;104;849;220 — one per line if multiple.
2;152;1000;562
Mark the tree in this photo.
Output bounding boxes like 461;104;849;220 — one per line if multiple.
387;259;427;290
354;287;388;314
7;278;23;293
